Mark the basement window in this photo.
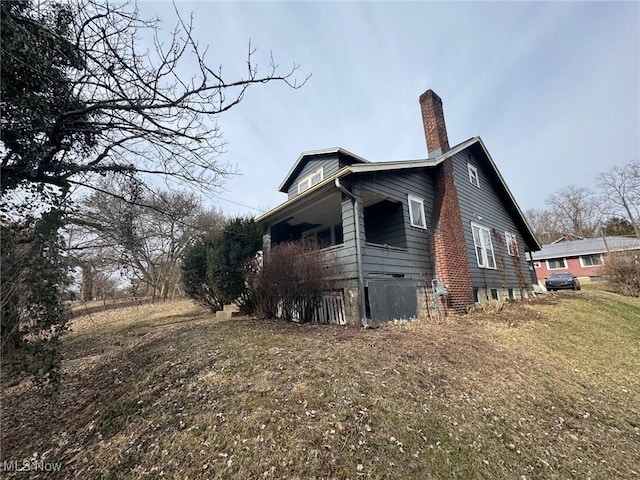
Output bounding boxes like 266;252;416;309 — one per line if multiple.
490;288;499;300
468;164;480;188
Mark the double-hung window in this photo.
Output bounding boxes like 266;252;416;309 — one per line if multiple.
408;195;427;229
472;223;496;269
297;167;323;194
505;231;519;257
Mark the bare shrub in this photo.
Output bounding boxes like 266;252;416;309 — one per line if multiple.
248;241;343;322
474;299;507;314
603;252;640;297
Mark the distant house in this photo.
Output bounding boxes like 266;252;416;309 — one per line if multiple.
256;89;541;326
531;235;640;281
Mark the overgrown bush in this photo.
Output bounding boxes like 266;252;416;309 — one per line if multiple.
1;211;71;392
247;241;342;322
181;217;262;311
603;253;640;297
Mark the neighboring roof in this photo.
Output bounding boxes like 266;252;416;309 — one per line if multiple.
258;137;541;251
531;236;640;261
278;147;369;193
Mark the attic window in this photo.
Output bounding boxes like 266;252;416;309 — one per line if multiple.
298;167;324;194
468;164;480;188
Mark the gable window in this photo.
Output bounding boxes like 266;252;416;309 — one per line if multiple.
505;231;519;257
547;258;567;269
468;164;480;188
580;254;603;267
297;167;324;194
408;195;427;229
471;223;496;269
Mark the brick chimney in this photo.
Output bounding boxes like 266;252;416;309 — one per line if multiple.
420;89;450;158
422;89;474;314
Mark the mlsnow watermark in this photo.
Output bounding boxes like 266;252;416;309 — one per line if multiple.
2;460;63;472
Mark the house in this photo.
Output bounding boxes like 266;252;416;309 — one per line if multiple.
531;235;640;281
256;89;541;326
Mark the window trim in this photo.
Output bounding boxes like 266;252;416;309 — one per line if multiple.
408;194;427;229
579;254;603;268
297;167;324;194
505;231;519;257
547;258;567;270
471;222;497;269
467;163;480;188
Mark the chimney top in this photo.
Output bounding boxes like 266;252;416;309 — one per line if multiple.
419;89;450;158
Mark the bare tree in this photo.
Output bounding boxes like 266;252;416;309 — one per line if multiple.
71;182;225;302
546;186;603;238
1;0;307;209
597;160;640;238
525;208;563;245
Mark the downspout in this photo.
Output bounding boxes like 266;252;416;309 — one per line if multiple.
335;178;368;328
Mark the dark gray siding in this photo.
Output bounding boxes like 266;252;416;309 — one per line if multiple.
287;155;340;199
356;170;435;281
335;182;360;280
452;151;533;290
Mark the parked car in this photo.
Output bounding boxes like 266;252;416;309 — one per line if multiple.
545;273;581;291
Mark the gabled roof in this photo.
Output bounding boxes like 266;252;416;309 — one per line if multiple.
531;236;640;261
258;137;541;251
278;147;369;193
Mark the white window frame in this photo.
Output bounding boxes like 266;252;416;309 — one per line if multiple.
468;163;480;188
505;231;519;257
579;254;603;268
297;167;324;194
547;258;567;270
408;194;427;229
471;222;497;269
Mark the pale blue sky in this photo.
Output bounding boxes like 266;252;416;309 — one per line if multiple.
140;1;640;216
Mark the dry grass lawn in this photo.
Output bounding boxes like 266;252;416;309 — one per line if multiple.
1;290;639;479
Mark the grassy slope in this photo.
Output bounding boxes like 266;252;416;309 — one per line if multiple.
1;291;639;479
